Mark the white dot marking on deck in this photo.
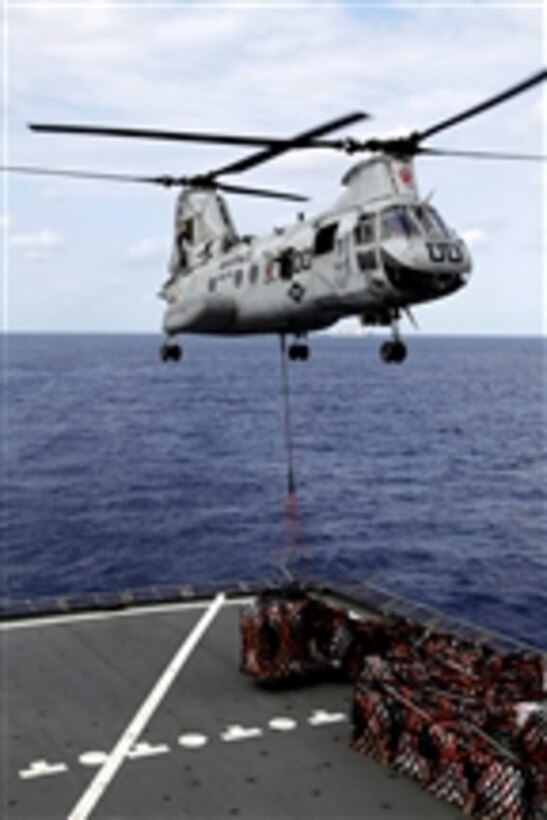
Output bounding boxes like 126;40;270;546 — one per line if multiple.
269;717;297;732
79;752;109;768
178;733;209;749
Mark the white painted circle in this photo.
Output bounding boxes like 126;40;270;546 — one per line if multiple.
269;717;297;732
79;751;109;767
178;733;208;749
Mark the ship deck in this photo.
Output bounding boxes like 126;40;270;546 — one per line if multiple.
0;587;469;819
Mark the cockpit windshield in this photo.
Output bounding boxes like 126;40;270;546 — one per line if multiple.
380;204;451;241
381;207;420;240
412;205;450;238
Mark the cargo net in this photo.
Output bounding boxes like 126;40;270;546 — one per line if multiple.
240;585;355;685
239;586;546;820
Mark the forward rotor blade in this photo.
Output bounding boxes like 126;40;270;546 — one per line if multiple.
29;123;298;149
216;181;308;201
417;69;547;142
418;146;547;161
0;164;177;185
0;165;308;200
206;111;369;178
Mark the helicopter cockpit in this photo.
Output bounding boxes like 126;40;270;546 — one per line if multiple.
379;203;451;241
354;202;454;247
353;199;470;305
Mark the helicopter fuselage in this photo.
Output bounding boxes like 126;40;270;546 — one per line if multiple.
160;156;471;343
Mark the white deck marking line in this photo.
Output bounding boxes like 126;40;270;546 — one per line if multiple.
1;594;250;631
66;591;226;820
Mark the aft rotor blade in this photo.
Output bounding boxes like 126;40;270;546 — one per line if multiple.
418;146;547;161
206;111;369;178
417;69;547;142
0;164;180;186
216;181;308;201
29;123;300;149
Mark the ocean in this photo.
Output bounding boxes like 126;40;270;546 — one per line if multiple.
1;334;545;649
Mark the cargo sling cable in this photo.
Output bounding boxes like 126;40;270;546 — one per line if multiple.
277;334;301;580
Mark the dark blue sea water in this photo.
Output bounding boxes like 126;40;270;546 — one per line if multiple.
1;334;545;648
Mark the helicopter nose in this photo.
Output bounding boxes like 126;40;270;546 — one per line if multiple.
382;249;469;299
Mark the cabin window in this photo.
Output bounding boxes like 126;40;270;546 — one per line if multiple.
314;223;337;255
234;269;243;287
279;249;293;280
355;215;376;245
381;207;419;240
357;250;378;272
249;263;259;285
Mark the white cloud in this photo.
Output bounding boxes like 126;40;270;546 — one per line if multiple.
10;227;64;260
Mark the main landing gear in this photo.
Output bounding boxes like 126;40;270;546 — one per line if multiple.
160;341;182;362
379;313;407;364
287;333;310;361
281;333;310;362
288;341;310;362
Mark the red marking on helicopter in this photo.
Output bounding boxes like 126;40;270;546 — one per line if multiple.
265;260;275;283
399;166;413;186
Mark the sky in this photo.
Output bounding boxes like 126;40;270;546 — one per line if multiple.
1;0;545;336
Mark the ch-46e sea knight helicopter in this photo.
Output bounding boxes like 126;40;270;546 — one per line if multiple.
5;69;546;363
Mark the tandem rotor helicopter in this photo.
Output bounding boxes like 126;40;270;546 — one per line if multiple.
4;69;546;364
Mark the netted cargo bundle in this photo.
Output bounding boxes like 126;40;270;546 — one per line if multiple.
344;616;422;682
351;649;546;820
518;709;547;817
240;586;310;683
239;585;353;684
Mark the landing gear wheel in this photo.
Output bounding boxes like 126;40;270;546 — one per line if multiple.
380;340;407;364
160;343;183;362
288;343;310;361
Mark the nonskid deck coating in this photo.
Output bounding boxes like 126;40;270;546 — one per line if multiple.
1;595;463;819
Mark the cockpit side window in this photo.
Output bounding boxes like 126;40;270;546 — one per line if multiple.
381;207;419;240
413;205;449;238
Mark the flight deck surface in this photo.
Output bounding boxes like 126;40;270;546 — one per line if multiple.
1;593;464;819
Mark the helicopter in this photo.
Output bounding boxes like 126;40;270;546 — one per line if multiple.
4;69;546;364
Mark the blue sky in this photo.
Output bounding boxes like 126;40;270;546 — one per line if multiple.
1;0;545;335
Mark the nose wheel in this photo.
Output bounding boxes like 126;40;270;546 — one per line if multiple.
380;339;407;364
379;312;407;364
160;342;182;362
